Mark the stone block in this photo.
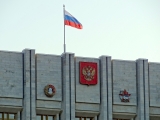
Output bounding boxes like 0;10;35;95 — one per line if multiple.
112;60;137;105
75;57;100;103
0;51;23;98
36;54;62;101
149;63;160;107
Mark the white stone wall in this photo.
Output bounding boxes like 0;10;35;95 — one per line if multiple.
149;63;160;107
0;51;23;98
112;60;137;105
36;54;62;101
0;49;160;120
75;57;100;104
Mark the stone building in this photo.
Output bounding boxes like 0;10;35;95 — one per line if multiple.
0;49;159;120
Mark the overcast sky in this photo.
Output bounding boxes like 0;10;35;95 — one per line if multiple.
0;0;160;62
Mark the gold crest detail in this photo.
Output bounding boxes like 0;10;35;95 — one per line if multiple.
82;66;95;81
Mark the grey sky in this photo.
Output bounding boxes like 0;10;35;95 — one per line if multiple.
0;0;160;62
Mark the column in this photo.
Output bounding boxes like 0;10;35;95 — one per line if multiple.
99;56;108;120
99;56;112;120
136;59;144;120
107;56;112;120
16;111;20;120
55;114;59;120
93;116;97;120
30;49;36;120
21;49;36;120
143;60;149;120
136;59;150;120
22;49;31;120
61;53;72;120
69;53;75;120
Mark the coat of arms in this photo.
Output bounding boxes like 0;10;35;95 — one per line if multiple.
82;66;95;81
79;62;98;85
119;89;131;102
44;84;56;97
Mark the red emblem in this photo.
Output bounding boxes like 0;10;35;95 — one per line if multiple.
79;62;98;85
44;84;56;97
119;89;131;102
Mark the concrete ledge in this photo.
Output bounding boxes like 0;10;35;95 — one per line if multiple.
76;110;99;117
148;107;160;120
0;50;22;54
0;98;22;107
113;105;136;113
150;116;160;120
76;103;99;112
37;100;61;109
0;106;22;113
150;107;160;115
36;108;62;115
113;112;136;119
150;115;160;117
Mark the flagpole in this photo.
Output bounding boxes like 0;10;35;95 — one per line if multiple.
63;5;66;53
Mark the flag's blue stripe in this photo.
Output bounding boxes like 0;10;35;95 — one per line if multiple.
65;15;82;25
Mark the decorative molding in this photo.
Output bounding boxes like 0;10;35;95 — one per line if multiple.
44;84;56;97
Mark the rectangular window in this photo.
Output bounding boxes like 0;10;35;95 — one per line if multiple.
36;115;54;120
75;117;94;120
113;119;130;120
0;113;16;120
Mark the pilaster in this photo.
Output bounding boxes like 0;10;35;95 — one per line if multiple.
16;111;20;120
70;53;75;120
61;53;75;120
21;49;36;120
99;56;108;120
99;56;112;120
55;114;59;120
22;49;31;120
30;50;36;120
143;59;149;120
93;116;97;120
136;59;144;120
107;56;112;120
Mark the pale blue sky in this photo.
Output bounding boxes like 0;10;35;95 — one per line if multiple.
0;0;160;62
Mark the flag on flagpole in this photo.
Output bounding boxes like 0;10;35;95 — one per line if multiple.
64;10;83;29
63;5;83;53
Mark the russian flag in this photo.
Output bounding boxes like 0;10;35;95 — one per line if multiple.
64;10;83;29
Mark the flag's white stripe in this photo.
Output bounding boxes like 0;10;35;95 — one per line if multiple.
64;10;74;17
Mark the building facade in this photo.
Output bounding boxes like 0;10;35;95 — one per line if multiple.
0;49;159;120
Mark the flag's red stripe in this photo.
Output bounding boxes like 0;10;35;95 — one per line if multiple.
65;20;82;29
65;15;82;25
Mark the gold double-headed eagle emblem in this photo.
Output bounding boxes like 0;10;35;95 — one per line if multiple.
82;66;95;81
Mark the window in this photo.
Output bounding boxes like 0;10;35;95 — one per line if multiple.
75;117;94;120
36;115;54;120
113;119;130;120
0;113;16;120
